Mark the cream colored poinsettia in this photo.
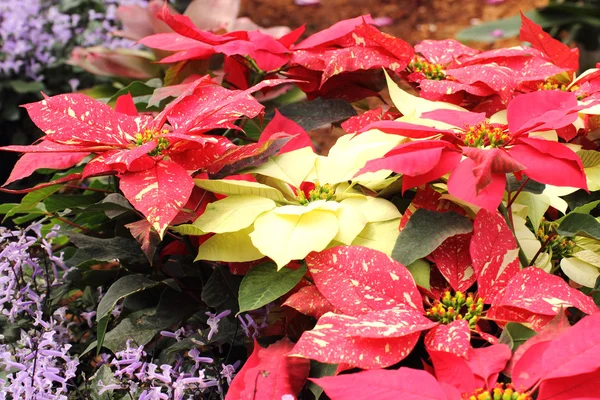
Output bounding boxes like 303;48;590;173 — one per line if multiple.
175;130;404;269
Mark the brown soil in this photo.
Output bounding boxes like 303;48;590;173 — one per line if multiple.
241;0;548;49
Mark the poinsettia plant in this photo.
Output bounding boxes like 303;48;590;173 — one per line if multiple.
2;6;600;399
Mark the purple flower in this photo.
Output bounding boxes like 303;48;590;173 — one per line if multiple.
206;310;231;341
220;361;240;385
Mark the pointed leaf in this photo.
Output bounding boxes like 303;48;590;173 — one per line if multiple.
23;93;143;146
238;262;307;314
393;209;473;267
520;12;579;71
557;213;600;240
495;267;598;318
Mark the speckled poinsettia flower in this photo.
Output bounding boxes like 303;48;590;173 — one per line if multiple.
311;312;600;400
407;14;578;109
287;16;414;101
185;127;404;269
139;5;304;73
400;191;597;332
1;76;288;238
357;72;592;210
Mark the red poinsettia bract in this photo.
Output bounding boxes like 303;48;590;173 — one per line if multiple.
312;312;600;400
1;76;287;238
358;89;590;210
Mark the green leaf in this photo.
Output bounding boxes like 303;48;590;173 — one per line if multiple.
9;80;45;94
557;213;600;240
3;185;61;220
44;193;104;213
87;364;120;400
94;274;163;353
307;360;338;399
498;322;537;351
67;232;147;266
392;209;473;266
107;79;163;111
238;262;307;314
271;98;356;131
556;200;600;224
506;175;545;194
456;10;584;43
101;289;197;353
406;259;431;290
202;266;242;314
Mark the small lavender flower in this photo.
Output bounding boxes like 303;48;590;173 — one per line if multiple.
0;329;79;398
0;0;146;81
206;309;231;341
0;222;69;323
220;361;240;385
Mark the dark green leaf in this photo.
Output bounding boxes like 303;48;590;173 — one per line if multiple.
3;185;61;220
563;189;600;211
9;80;45;94
271;98;356;131
97;275;161;321
100;289;197;353
556;200;600;224
67;232;148;266
307;361;338;399
202;266;243;314
44;193;104;213
557;213;600;240
94;274;163;353
506;175;545;195
392;209;473;266
498;322;537;351
238;262;307;314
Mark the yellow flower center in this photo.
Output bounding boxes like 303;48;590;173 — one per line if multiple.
408;57;445;80
134;129;170;156
462;122;509;148
463;384;532;400
296;181;335;205
536;218;576;260
426;291;484;328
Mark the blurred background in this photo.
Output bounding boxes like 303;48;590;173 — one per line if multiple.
1;0;599;204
